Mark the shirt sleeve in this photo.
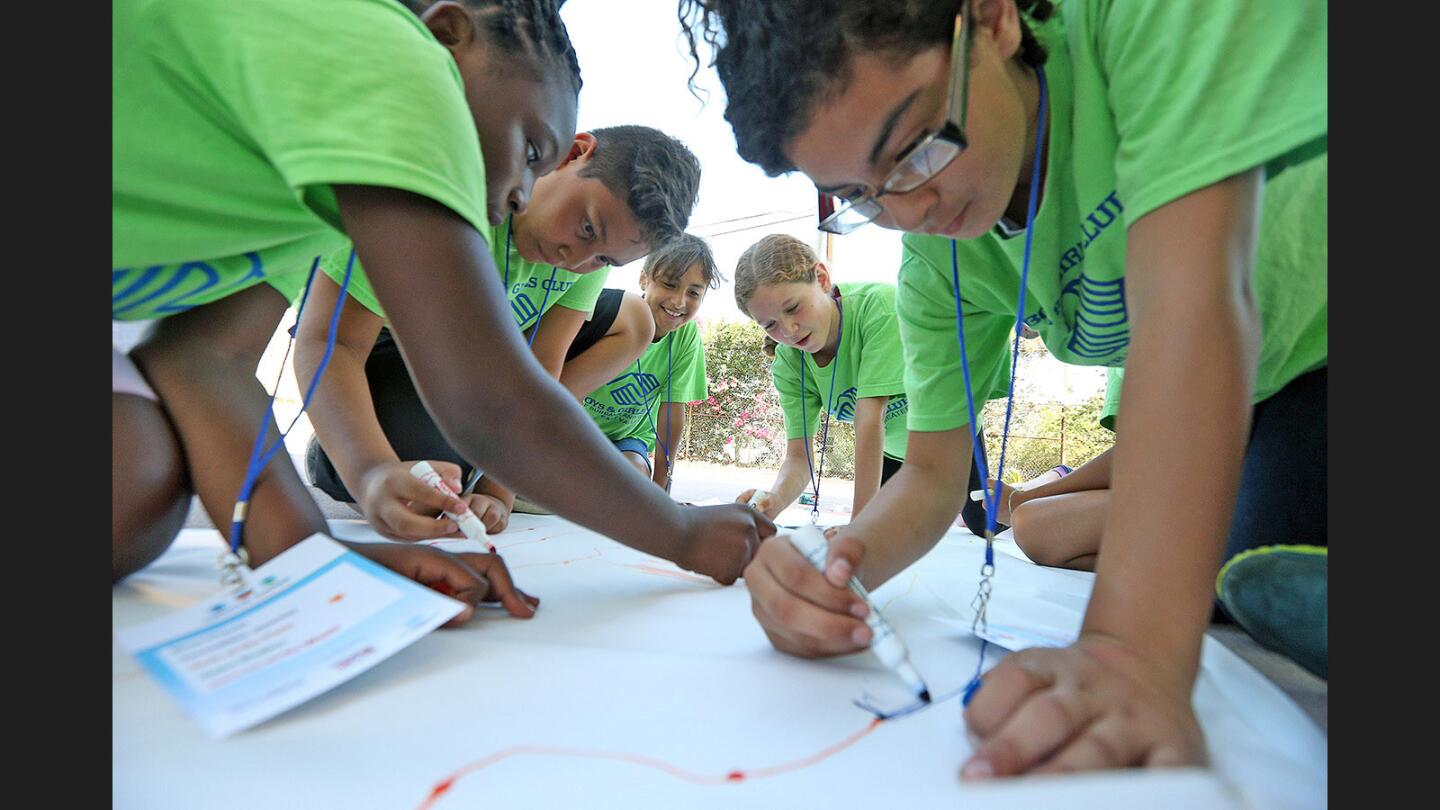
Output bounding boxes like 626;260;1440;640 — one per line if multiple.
1099;366;1124;432
1088;0;1327;225
852;285;908;400
554;267;612;316
318;245;385;318
162;0;493;239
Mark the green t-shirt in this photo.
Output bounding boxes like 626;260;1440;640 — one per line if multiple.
1100;367;1123;432
897;0;1327;432
317;217;610;327
773;283;911;460
583;321;708;453
112;0;489;321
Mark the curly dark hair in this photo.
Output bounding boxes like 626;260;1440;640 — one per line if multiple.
404;0;582;95
579;126;703;250
678;0;1054;176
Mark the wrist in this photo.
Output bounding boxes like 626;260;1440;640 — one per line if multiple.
1076;627;1199;698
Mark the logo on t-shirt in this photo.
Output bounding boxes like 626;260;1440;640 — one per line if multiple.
608;371;661;407
511;293;540;328
884;396;910;424
1061;275;1128;362
1056;190;1129;364
833;387;859;421
112;252;266;318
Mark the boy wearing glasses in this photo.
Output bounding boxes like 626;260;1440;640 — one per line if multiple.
684;0;1326;778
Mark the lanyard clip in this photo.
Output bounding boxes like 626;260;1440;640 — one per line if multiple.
217;546;251;593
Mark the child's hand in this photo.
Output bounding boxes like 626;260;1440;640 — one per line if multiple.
744;527;871;658
960;633;1206;779
984;479;1019;525
466;493;510;534
342;541;539;626
676;504;776;585
734;488;776;518
356;460;469;541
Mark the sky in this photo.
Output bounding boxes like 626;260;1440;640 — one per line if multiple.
560;0;906;323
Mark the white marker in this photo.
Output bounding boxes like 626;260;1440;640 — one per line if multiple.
747;490;770;510
409;461;497;553
783;525;930;702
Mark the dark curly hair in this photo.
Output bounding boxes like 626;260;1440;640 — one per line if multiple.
580;126;703;251
678;0;1054;176
404;0;582;95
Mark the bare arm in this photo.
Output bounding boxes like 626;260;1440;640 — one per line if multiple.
961;170;1262;780
529;304;586;381
332;185;715;562
754;437;818;519
842;426;972;588
850;396;888;517
134;284;330;566
650;402;687;492
293;273;474;540
292;275;391;497
1002;446;1114;517
474;305;588;510
558;293;654;399
1081;169;1262;688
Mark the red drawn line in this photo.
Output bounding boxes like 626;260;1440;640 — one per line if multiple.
621;564;713;584
509;547;603;570
418;718;883;809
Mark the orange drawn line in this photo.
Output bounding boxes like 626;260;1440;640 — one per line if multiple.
509;547;603;570
881;572;920;613
622;564;713;584
417;718;884;809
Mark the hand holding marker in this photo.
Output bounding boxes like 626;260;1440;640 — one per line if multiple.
409;461;498;553
783;525;931;703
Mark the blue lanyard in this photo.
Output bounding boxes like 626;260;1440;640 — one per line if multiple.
226;250;355;587
639;331;676;482
960;65;1048;704
503;215;557;347
797;288;843;523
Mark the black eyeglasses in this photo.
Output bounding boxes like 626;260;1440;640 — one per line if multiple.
817;0;974;235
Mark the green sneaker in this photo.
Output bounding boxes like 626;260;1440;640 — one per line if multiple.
1216;545;1327;679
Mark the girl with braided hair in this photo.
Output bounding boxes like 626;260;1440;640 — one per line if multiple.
683;0;1326;778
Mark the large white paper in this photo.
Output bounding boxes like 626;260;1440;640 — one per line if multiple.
114;518;1325;808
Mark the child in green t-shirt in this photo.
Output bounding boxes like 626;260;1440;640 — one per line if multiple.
728;235;912;521
581;234;721;491
112;0;771;611
681;0;1325;777
298;125;705;536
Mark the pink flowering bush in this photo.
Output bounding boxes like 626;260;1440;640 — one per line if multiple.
683;321;792;468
